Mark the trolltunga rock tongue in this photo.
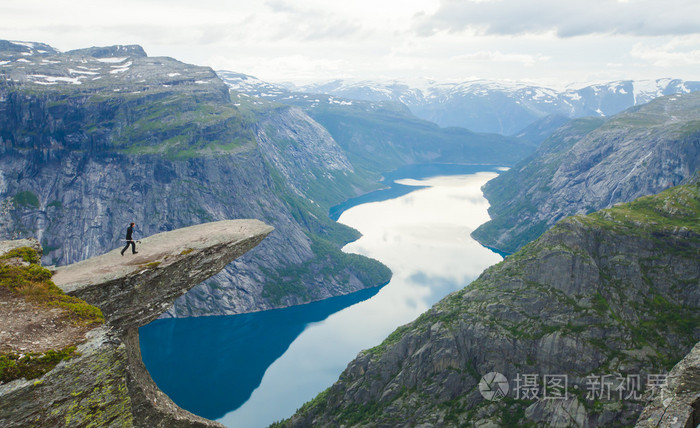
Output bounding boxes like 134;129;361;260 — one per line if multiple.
53;219;273;330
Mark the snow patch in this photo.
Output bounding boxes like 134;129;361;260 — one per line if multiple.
16;58;30;63
29;74;83;85
194;80;209;84
96;57;128;63
69;68;99;75
10;41;36;49
168;72;181;77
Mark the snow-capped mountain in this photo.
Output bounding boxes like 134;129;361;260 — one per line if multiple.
1;40;223;94
298;78;700;135
217;71;700;135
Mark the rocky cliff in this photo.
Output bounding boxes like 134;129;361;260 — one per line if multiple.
472;92;700;254
0;40;390;317
0;219;272;427
277;182;700;427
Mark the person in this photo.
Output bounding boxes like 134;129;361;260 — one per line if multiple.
121;222;138;256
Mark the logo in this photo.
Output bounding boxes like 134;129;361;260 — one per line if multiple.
479;372;509;401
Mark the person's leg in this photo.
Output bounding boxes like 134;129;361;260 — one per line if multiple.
121;241;130;255
131;241;137;254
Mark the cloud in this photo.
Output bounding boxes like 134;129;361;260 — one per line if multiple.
451;51;550;67
631;36;700;66
414;0;700;38
264;0;364;41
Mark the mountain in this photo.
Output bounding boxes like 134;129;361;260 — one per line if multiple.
276;182;700;427
472;92;700;254
298;78;700;135
218;71;536;174
0;40;391;317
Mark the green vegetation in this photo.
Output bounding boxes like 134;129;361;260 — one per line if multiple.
0;247;104;326
578;181;700;236
46;200;63;209
110;93;256;159
13;191;40;209
262;234;391;305
0;346;78;384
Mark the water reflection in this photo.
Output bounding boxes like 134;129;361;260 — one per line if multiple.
217;171;502;427
139;286;381;420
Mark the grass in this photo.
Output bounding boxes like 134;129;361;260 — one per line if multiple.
0;346;78;384
13;191;40;209
0;247;104;326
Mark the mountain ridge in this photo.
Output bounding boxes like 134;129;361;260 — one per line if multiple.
472;91;700;254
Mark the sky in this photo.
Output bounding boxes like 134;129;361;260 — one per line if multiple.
2;0;700;87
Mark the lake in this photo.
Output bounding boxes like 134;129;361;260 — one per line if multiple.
140;165;505;427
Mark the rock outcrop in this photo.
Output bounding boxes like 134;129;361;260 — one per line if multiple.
635;342;700;428
277;183;700;427
472;92;700;254
0;219;272;427
53;220;273;330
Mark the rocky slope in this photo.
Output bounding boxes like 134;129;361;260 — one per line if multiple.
0;40;390;317
277;182;700;427
473;92;700;254
0;220;272;427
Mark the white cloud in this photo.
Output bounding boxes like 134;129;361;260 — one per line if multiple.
631;36;700;66
450;51;550;67
0;0;698;85
414;0;700;37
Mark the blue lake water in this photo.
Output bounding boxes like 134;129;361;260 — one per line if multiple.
140;166;505;427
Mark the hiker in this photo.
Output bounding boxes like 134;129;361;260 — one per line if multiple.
120;222;138;256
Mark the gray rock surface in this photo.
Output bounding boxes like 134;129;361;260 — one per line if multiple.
0;219;272;427
53;219;273;330
635;342;700;428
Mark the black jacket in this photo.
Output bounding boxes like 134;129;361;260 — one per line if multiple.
126;226;134;241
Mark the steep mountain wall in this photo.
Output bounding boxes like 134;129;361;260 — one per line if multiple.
0;41;390;316
473;92;700;254
277;182;700;427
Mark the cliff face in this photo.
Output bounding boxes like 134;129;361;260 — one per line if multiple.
279;183;700;427
0;220;272;427
0;40;389;317
472;92;700;254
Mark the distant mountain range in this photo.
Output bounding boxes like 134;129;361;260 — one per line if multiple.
218;71;700;136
